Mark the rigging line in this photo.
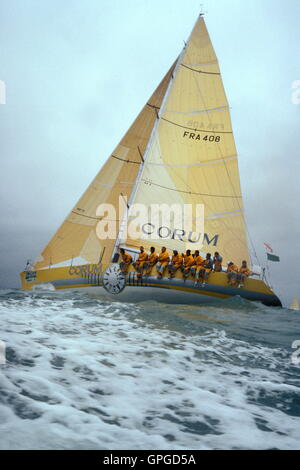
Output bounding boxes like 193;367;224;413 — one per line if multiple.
141;179;242;198
181;63;220;75
120;192;130;209
137;146;145;163
185;49;261;266
161;117;232;134
147;103;160;110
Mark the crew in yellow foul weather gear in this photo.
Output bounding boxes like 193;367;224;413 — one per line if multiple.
168;250;183;279
237;260;251;288
191;251;205;282
119;248;132;274
213;252;223;272
144;247;158;275
133;246;148;279
197;253;213;286
156;247;170;279
182;250;195;279
227;262;239;285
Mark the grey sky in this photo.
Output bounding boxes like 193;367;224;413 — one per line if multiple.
0;0;299;306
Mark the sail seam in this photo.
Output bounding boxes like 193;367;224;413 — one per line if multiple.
147;156;237;167
161;117;232;134
141;180;242;198
164;106;228;115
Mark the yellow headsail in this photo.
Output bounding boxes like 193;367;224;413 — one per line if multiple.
34;61;177;269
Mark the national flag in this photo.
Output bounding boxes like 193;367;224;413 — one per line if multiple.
264;242;273;253
267;253;280;262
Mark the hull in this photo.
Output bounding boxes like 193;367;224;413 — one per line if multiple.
20;264;282;307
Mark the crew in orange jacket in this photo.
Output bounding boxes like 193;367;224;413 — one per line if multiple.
133;246;148;279
119;248;132;274
144;247;158;275
237;260;251;288
227;261;239;285
168;250;183;279
191;250;205;282
156;247;170;279
182;250;195;279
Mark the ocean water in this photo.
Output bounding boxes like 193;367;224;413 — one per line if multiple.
0;288;299;450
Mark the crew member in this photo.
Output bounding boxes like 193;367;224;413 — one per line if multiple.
191;250;204;284
119;248;132;274
144;247;158;275
191;251;204;282
182;250;195;279
133;246;148;279
168;250;183;279
197;253;213;286
237;260;251;288
213;252;223;272
227;261;239;286
156;247;170;279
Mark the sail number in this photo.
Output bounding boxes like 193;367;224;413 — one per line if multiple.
183;131;221;142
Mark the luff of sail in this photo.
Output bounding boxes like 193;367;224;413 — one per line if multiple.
125;17;250;266
33;61;177;270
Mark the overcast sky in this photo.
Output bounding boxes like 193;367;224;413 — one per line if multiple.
0;0;299;306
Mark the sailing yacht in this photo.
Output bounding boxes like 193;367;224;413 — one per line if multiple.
289;297;300;311
20;15;282;307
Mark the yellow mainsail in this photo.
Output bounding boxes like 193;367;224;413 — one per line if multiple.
125;17;250;265
33;15;250;274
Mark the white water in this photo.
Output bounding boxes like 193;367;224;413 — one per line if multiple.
0;290;299;449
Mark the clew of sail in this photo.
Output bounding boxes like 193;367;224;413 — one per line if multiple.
124;17;251;265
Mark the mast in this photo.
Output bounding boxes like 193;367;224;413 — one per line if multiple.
112;15;205;258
